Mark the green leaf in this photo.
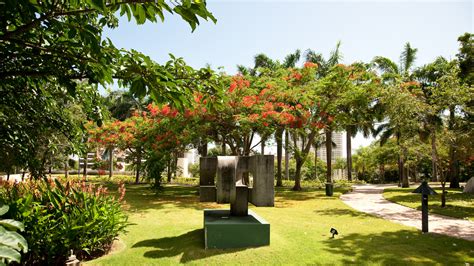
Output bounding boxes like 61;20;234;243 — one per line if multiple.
0;246;21;263
0;231;28;253
88;0;105;12
68;28;77;39
0;220;25;232
0;205;8;216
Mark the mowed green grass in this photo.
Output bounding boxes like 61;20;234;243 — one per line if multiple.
87;183;474;265
384;186;474;221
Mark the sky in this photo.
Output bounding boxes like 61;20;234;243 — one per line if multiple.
103;0;473;155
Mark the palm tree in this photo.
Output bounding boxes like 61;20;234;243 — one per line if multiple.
372;42;418;187
104;90;148;121
305;42;342;193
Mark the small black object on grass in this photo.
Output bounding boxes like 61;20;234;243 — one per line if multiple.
330;228;338;238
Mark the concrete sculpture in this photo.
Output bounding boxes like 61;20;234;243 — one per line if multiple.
200;155;274;249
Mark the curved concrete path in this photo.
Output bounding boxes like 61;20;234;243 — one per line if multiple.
340;184;474;241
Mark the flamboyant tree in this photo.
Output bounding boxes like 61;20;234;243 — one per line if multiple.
0;0;216;178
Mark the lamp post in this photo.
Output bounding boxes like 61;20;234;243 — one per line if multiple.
412;180;437;233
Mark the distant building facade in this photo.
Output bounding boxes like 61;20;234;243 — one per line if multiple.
315;131;343;163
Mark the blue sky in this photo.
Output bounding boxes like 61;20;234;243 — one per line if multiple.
103;0;472;152
105;0;472;74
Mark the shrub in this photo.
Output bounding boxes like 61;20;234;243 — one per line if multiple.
188;163;200;178
0;178;128;265
0;204;28;264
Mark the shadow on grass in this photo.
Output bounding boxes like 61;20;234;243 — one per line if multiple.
315;208;373;218
132;229;250;263
384;189;474;220
322;229;474;264
121;184;222;213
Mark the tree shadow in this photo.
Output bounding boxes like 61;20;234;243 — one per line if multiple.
384;190;474;220
315;208;373;218
132;229;252;263
116;184;220;213
322;229;474;264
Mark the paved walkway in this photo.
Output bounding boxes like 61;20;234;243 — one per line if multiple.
340;184;474;241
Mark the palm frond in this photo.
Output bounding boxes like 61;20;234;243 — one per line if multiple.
327;41;343;67
304;49;325;65
236;64;250;75
400;42;418;75
371;56;399;74
379;128;394;146
254;53;276;70
373;123;390;138
283;49;301;68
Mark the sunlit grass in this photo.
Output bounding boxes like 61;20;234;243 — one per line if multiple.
384;186;474;221
83;181;474;265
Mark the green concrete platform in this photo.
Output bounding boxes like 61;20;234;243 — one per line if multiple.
204;209;270;249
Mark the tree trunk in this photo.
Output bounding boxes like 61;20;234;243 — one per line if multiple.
6;171;10;181
430;130;438;182
292;159;303;191
276;128;283;187
135;147;141;184
285;130;289;181
261;136;265;155
200;141;208;157
109;146;114;178
167;158;172;182
401;148;409;188
83;152;88;181
379;164;385;183
65;158;69;179
325;128;332;184
314;142;318;180
346;128;352;181
441;175;447;208
448;106;460;188
222;138;226;155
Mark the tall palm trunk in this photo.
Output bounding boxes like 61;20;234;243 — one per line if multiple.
401;147;409;188
276;128;283;187
396;132;402;187
325;128;332;184
346;128;352;181
83;152;88;181
285;130;289;180
109;146;114;178
448;106;460;188
135;147;142;184
430;130;439;182
314;142;318;180
65;158;69;179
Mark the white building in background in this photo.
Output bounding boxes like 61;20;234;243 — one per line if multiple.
176;130;372;179
315;131;343;163
176;150;198;178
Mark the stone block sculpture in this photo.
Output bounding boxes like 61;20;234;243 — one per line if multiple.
201;155;274;248
199;155;275;210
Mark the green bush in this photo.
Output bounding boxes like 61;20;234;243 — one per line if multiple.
0;178;128;265
0;204;28;264
188;163;200;178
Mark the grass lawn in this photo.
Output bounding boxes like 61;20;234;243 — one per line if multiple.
383;186;474;221
85;182;474;265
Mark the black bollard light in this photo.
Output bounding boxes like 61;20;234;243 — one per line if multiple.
412;180;437;233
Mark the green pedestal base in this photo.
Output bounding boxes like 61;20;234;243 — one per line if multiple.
204;209;270;249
